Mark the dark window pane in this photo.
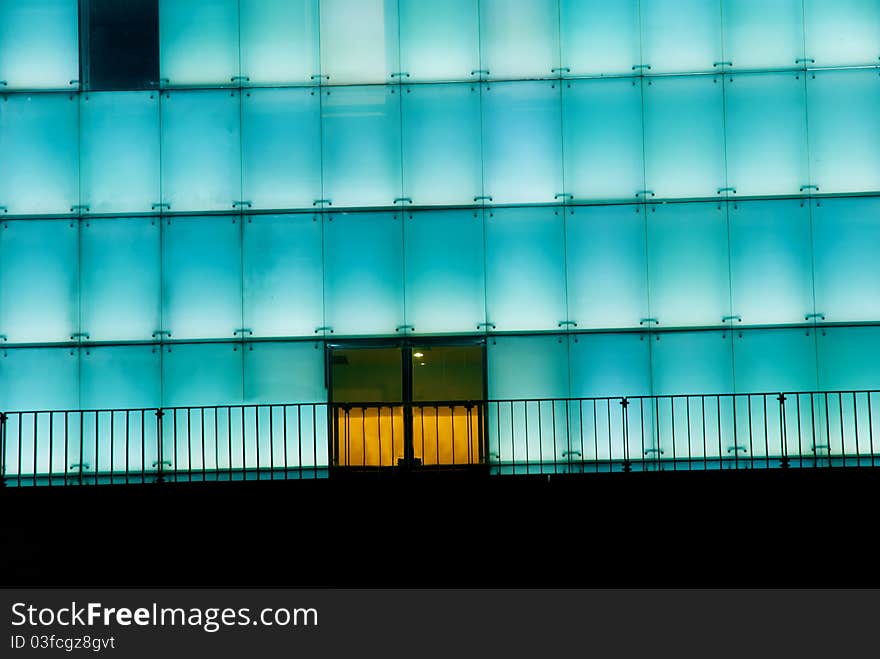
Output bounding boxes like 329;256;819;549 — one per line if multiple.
84;0;159;91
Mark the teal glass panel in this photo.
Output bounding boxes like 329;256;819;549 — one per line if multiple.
162;343;243;408
485;207;566;332
482;81;563;205
651;331;734;395
559;0;640;76
80;92;160;214
162;217;242;340
321;85;402;208
640;0;722;73
724;72;808;197
323;212;404;336
398;0;479;82
244;341;326;404
565;205;648;329
80;217;161;342
807;69;880;194
479;0;560;79
569;333;651;397
242;214;323;338
733;329;817;393
804;0;880;67
239;0;319;85
647;203;730;327
241;87;321;211
728;200;813;325
80;346;161;409
0;0;78;90
818;327;880;391
319;0;399;84
401;83;481;206
0;93;78;215
0;220;77;343
160;90;241;212
159;0;239;85
721;0;804;70
812;198;880;322
643;75;726;199
562;77;644;201
404;210;485;335
0;347;78;412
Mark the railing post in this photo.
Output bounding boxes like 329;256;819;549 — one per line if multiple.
620;398;632;473
778;394;790;469
0;411;7;487
155;408;165;483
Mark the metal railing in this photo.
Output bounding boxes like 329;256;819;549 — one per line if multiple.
1;391;878;486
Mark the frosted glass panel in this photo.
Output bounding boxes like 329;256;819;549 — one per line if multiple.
162;343;243;407
160;90;241;212
404;210;485;334
398;0;479;81
239;0;319;84
640;0;722;73
480;0;560;79
401;83;481;206
0;0;79;89
652;331;734;395
818;327;880;392
485;207;566;332
569;333;651;397
0;93;78;215
804;0;880;67
724;72;808;196
482;81;563;204
812;198;880;322
321;86;402;208
733;329;817;393
244;342;326;404
323;212;404;336
721;0;805;70
643;75;726;199
80;346;161;409
80;92;160;214
560;0;640;75
0;220;77;343
162;217;242;340
562;77;644;201
566;205;648;329
242;214;323;338
241;88;321;211
0;347;78;411
159;0;239;85
319;0;399;84
80;218;161;342
807;69;880;194
728;200;813;325
647;203;730;327
488;335;569;399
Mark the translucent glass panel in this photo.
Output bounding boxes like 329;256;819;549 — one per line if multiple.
721;0;805;70
160;90;241;212
651;331;734;395
404;210;485;335
724;72;808;197
733;329;817;393
0;347;78;411
239;0;319;85
0;93;78;215
804;0;880;67
479;0;560;79
401;83;482;206
319;0;399;84
647;203;730;327
485;207;566;332
640;0;722;73
321;86;401;208
323;212;404;336
162;343;243;407
244;342;326;404
569;333;652;397
80;218;161;342
818;327;880;392
560;0;640;75
241;88;321;211
0;220;77;343
565;205;648;329
488;335;569;399
811;198;880;322
0;0;79;89
162;217;242;340
807;69;880;194
80;92;160;214
242;214;323;338
728;200;813;325
159;0;239;85
482;81;563;204
80;346;161;409
562;77;644;201
398;0;479;81
643;76;726;199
